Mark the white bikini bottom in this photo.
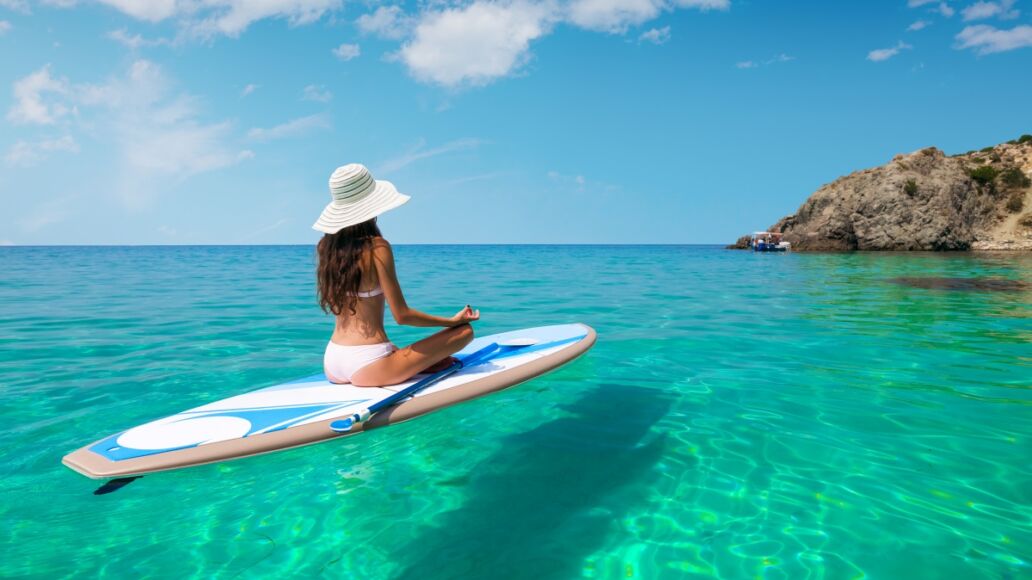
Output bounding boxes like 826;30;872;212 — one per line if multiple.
324;341;397;384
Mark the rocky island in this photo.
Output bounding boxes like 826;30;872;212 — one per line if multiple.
732;135;1032;251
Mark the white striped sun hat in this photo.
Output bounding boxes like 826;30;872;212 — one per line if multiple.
312;164;410;234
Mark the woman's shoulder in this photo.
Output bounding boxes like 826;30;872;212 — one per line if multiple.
369;236;393;259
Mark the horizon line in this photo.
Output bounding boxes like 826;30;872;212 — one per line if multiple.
0;242;730;248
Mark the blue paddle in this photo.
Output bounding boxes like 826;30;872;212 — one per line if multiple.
328;338;537;433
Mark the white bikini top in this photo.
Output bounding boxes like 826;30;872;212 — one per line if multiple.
353;286;383;299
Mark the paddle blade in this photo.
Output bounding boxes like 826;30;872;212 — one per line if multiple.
329;418;354;433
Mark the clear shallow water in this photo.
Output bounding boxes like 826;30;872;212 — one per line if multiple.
1;245;1030;579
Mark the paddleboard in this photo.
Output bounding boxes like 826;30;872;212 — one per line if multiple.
63;323;596;479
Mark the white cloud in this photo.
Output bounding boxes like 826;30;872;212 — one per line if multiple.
566;0;662;32
378;138;483;173
565;0;726;33
108;28;145;48
867;40;912;61
84;60;252;205
356;5;412;40
3;54;254;219
6;65;71;125
912;0;949;14
962;2;997;19
399;1;557;87
0;20;11;34
909;0;954;16
10;60;250;205
302;84;332;102
4;135;79;167
547;170;586;189
639;25;670;44
94;0;179;22
241;83;259;96
48;0;343;38
956;23;1032;53
677;0;729;7
107;28;170;49
190;0;343;37
736;53;794;69
0;0;29;13
332;42;360;60
962;0;1019;21
247;114;329;141
907;19;931;31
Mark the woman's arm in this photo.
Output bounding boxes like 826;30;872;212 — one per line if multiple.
371;239;479;327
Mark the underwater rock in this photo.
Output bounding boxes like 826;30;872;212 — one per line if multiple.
888;277;1029;292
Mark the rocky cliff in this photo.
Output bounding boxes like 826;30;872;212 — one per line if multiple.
732;136;1032;251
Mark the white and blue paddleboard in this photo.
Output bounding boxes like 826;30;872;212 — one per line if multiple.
63;324;595;479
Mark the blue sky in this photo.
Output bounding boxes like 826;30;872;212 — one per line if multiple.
1;0;1030;245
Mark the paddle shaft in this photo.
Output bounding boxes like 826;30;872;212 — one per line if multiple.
330;342;508;432
369;342;499;414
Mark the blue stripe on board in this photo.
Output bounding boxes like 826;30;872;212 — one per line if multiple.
479;335;585;363
91;400;370;461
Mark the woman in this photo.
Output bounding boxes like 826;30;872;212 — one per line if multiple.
313;163;480;387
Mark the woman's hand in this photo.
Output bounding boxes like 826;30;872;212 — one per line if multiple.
449;305;480;326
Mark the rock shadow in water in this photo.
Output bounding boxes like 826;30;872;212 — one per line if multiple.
888;276;1029;292
388;384;673;580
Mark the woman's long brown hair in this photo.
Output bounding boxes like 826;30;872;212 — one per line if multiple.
316;218;382;316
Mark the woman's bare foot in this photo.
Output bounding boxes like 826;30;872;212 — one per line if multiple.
421;356;459;374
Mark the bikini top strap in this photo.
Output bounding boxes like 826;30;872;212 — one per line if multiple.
352;286;383;299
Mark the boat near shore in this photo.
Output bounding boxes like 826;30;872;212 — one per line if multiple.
751;231;791;252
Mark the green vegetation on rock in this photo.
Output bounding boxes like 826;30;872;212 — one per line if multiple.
968;165;999;186
1000;167;1031;189
1006;192;1025;213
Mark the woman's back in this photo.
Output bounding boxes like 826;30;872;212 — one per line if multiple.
330;243;389;346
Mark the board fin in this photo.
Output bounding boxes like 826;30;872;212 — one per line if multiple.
93;476;142;495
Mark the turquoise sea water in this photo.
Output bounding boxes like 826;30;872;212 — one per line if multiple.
1;245;1030;579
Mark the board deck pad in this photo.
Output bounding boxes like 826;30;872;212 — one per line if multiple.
63;323;595;478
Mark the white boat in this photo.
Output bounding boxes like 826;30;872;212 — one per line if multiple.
751;232;791;252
